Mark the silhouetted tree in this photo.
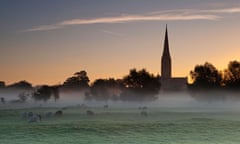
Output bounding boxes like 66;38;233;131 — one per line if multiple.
84;92;92;101
223;60;240;89
32;85;60;102
0;81;5;88
188;62;225;101
0;97;5;104
88;78;122;102
51;85;60;102
189;62;222;89
120;69;160;101
32;85;52;102
18;92;29;102
62;70;90;91
7;80;33;89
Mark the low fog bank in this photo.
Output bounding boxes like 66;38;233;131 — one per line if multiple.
151;92;240;112
51;91;240;111
2;90;240;112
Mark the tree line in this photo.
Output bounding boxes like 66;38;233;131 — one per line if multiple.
1;60;240;103
188;60;240;101
189;60;240;89
0;68;160;102
62;69;160;102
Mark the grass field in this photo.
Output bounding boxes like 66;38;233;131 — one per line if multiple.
1;106;240;144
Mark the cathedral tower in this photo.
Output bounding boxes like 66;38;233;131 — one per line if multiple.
161;25;172;79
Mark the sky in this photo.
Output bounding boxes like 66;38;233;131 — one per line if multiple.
1;0;240;85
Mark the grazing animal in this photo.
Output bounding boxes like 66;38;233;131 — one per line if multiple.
140;111;148;117
55;110;63;116
0;97;5;104
37;114;42;121
28;114;41;123
86;110;94;116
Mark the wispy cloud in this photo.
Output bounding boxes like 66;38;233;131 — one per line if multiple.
23;7;240;32
150;7;240;15
24;25;63;32
24;14;218;32
201;8;240;13
100;29;123;37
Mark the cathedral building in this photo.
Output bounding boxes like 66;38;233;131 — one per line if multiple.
160;25;187;91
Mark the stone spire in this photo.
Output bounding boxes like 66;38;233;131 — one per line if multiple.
161;25;172;79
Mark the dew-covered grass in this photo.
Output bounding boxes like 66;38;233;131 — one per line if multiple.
1;106;240;144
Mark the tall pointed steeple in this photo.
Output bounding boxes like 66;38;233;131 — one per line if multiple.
163;25;170;57
161;25;172;79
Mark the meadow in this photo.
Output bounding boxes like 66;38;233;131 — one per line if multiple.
1;105;240;144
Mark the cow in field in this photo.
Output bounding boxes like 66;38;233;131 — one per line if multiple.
104;105;108;108
55;110;63;117
20;111;42;123
86;110;94;116
28;114;41;123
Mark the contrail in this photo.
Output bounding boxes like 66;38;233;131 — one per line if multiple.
23;7;240;32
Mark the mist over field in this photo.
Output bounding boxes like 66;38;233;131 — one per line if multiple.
2;90;240;144
1;90;240;111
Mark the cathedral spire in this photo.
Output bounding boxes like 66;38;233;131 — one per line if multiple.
161;24;172;79
163;24;170;57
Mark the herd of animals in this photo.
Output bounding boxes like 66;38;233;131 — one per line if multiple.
21;111;62;123
20;105;148;123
